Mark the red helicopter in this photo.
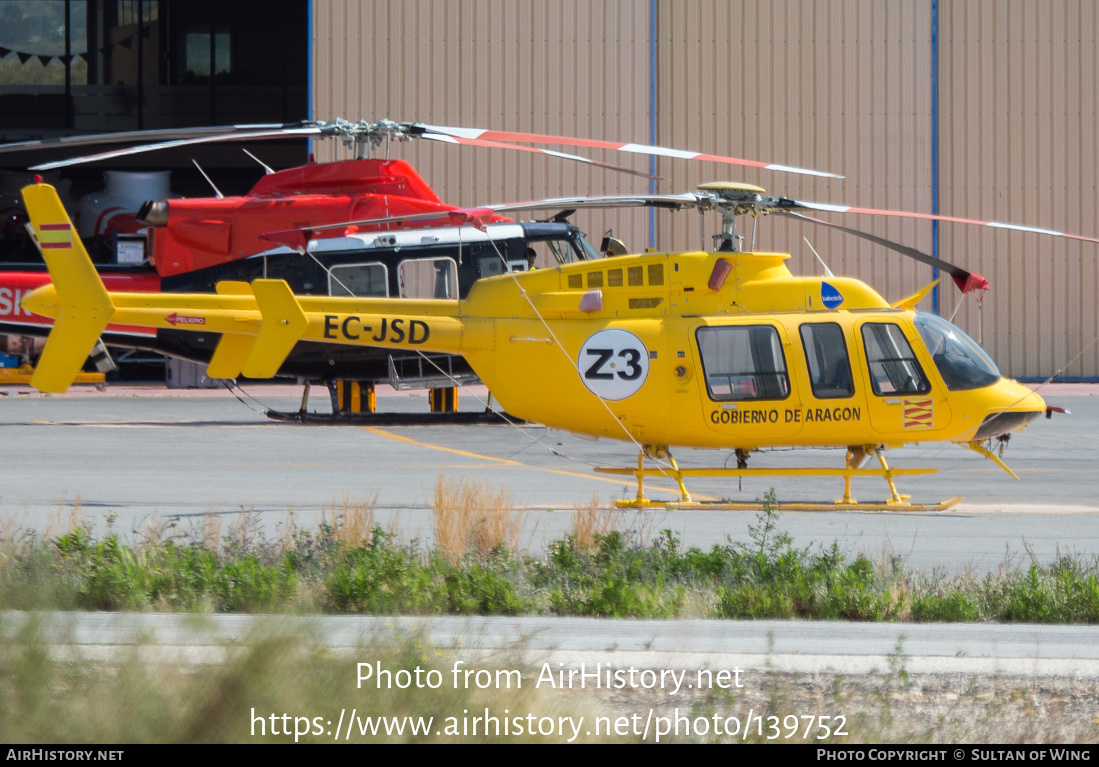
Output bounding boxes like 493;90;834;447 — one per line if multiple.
0;119;840;406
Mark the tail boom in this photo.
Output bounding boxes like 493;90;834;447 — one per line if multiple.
21;181;472;390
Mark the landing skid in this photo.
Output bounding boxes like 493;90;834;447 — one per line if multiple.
265;409;517;425
599;495;963;512
264;380;522;425
595;445;960;512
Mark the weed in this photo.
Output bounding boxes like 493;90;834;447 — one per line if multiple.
324;494;377;549
888;636;910;688
432;476;520;564
569;495;619;550
2;485;1099;623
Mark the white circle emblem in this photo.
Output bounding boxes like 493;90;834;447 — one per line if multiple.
577;329;650;401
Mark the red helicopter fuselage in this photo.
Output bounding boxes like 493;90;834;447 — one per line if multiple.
0;157;514;381
147;157;465;277
1;158;463;335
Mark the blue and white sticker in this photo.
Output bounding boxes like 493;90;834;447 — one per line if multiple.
578;329;650;401
821;281;845;309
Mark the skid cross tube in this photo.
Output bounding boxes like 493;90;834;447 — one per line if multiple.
595;446;951;511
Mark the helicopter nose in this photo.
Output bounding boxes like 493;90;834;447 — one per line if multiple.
969;379;1046;440
972;409;1042;440
20;284;59;319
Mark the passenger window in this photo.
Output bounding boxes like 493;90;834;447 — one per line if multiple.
696;325;790;401
800;323;854;399
860;323;930;395
328;263;388;297
398;257;459;299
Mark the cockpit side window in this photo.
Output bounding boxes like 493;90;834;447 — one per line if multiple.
799;322;854;399
522;239;581;268
696;325;790;401
860;322;930;396
913;312;1000;391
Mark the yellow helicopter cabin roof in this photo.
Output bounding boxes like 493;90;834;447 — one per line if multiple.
461;249;891;320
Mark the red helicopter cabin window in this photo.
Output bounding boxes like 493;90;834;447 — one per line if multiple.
328;263;388;297
398;258;459;300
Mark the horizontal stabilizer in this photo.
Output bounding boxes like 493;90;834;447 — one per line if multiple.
31;314;109;392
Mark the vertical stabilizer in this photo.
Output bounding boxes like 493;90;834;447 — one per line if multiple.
240;279;308;378
21;183;115;392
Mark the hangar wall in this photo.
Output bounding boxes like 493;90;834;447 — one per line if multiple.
313;0;1099;379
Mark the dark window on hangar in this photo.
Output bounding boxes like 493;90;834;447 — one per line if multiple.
0;0;307;136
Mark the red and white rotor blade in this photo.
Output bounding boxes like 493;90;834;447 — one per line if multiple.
790;200;1099;245
419;133;655;178
416;123;843;179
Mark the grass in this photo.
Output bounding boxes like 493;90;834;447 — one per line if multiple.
569;495;620;550
432;477;519;565
4;479;1099;743
3;479;1099;622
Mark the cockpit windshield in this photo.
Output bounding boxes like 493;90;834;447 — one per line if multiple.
914;312;1000;390
575;232;604;261
520;223;605;266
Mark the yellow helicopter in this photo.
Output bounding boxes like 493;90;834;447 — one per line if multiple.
19;179;1068;511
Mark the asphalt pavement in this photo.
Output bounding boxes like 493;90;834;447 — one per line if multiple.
2;380;1096;574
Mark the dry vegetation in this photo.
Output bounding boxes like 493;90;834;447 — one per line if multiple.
432;476;521;564
3;477;1099;742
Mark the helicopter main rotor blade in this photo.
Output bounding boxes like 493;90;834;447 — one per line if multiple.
412;124;844;179
259;207;500;251
477;193;703;214
0;123;305;157
15;119;654;178
785;212;989;295
261;193;704;245
779;198;1099;246
29;127;323;171
419;134;657;179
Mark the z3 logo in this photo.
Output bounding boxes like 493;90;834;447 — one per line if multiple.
578;329;649;400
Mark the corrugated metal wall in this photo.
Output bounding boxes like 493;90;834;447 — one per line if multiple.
939;0;1099;379
313;0;1099;378
313;0;654;249
653;0;934;320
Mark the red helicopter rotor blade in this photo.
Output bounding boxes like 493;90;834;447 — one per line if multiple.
416;123;844;179
420;134;657;179
786;199;1099;245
